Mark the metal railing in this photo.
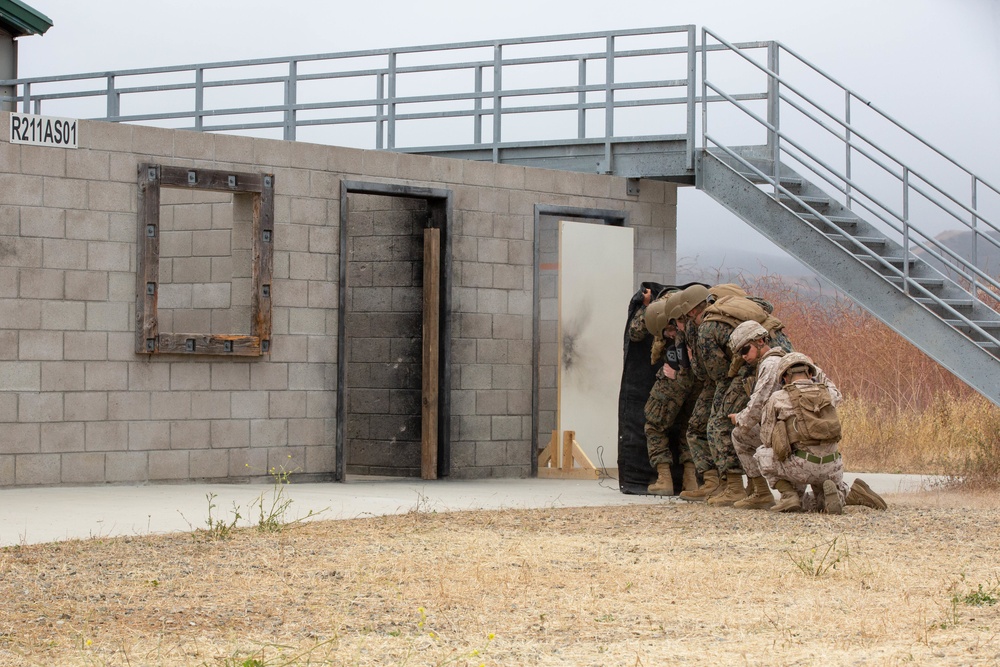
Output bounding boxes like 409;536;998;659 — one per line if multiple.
1;26;697;169
701;27;1000;348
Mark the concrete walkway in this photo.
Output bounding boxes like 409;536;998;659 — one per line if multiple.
0;472;939;547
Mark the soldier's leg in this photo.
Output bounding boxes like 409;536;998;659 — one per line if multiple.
679;380;719;501
706;379;747;506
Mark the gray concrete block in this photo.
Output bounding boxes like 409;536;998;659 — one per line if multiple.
15;453;61;485
104;452;149;482
17;392;63;422
129;421;171;451
171;420;211;450
108;391;150;420
231;391;269;419
64;270;108;300
149;450;190;480
210;420;250;449
61;452;107;484
85;421;128;452
189;449;230;479
190;391;231;419
149;391;192;420
4;423;40;453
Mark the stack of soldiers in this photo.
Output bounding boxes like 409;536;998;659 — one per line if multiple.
628;283;887;513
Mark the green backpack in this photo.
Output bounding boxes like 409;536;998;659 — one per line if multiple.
785;382;842;444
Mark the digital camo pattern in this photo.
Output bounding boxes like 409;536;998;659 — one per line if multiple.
754;444;849;509
643;370;699;467
732;349;787;476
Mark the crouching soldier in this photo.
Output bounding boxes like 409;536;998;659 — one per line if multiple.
630;291;700;495
755;353;888;514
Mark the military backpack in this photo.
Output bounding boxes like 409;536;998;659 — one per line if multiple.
785;381;842;445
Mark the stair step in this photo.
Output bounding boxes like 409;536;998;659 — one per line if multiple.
945;320;1000;329
799;213;858;229
825;233;887;248
738;172;804;189
779;194;830;207
857;255;917;267
916;297;975;309
885;275;945;289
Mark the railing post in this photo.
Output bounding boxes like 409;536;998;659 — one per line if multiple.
21;82;31;114
106;75;119;120
685;24;696;171
845;91;852;210
387;51;397;150
767;41;780;196
603;35;615;173
577;57;586;140
492;43;502;163
700;28;708;157
284;59;297;141
376;71;385;150
194;67;204;132
972;176;979;300
902;166;911;295
474;65;483;146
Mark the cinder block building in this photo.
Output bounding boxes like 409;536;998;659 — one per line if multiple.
0;116;677;486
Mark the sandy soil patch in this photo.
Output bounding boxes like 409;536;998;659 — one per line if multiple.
0;488;998;666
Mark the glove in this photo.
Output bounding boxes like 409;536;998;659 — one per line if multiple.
772;420;791;462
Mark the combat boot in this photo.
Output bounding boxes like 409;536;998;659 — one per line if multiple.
733;476;775;510
647;463;674;496
846;478;888;510
679;469;718;502
769;480;803;513
681;462;699;494
707;471;747;506
822;480;843;515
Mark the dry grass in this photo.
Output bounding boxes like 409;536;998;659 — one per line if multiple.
2;492;999;666
742;273;1000;487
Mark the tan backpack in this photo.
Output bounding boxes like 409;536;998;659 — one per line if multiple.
702;295;767;329
785;382;842;444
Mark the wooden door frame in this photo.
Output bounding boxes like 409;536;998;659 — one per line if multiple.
337;180;452;481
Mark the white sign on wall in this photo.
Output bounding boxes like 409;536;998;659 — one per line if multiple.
9;112;78;149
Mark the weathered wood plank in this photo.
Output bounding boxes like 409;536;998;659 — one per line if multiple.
135;163;160;353
421;227;441;480
157;334;262;356
158;166;264;192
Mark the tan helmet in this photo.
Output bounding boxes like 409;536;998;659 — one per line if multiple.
729;320;768;354
644;297;672;336
777;352;818;380
671;284;709;319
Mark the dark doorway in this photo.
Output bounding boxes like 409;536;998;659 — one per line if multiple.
337;181;451;481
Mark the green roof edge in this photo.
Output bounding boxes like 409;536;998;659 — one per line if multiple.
0;0;53;37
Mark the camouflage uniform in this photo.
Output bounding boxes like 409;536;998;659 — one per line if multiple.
628;306;698;468
755;377;849;509
694;319;743;474
731;349;786;477
683;320;716;474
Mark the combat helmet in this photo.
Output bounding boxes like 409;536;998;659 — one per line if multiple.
644;296;673;336
670;284;709;319
729;320;769;354
777;352;818;381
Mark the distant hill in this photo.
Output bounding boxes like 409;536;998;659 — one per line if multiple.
916;229;1000;280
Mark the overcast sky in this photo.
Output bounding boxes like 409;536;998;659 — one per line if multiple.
14;0;1000;277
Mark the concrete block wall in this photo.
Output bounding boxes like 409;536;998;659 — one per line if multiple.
0;114;677;486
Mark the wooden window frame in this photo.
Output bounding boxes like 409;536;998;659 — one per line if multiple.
135;163;274;356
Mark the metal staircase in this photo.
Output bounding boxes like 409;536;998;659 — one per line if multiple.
5;25;999;403
697;28;1000;404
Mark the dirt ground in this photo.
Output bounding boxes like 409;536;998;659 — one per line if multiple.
1;487;998;667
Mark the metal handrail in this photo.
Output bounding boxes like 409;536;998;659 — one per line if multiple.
702;26;1000;348
704;78;1000;303
2;25;698;166
706;138;1000;345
